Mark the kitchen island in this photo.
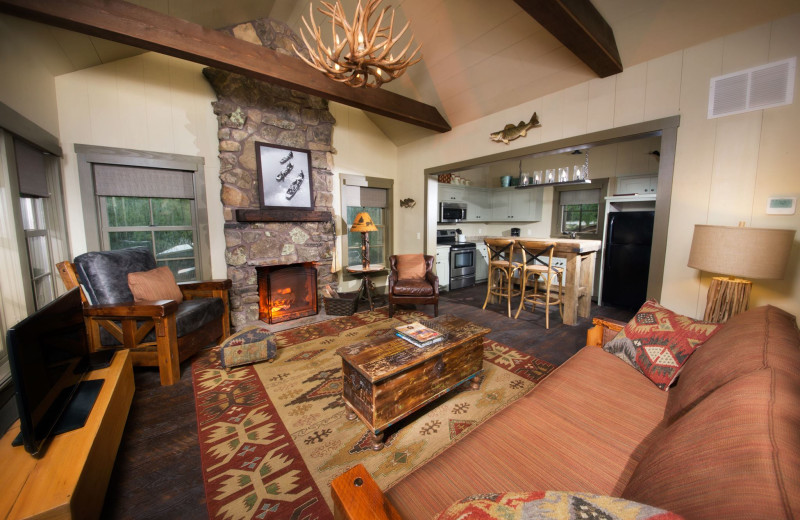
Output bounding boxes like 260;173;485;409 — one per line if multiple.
483;237;601;326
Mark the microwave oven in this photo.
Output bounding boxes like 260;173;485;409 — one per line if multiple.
439;202;467;223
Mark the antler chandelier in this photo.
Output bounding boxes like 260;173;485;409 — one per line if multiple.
292;0;422;88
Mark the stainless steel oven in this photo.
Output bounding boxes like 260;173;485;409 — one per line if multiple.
439;202;467;223
449;243;476;289
436;229;476;289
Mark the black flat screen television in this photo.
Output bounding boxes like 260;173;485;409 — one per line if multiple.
6;287;110;457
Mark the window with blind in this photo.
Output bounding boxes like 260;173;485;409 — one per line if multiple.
1;129;69;385
342;185;388;267
14;138;69;310
559;188;600;235
93;164;200;282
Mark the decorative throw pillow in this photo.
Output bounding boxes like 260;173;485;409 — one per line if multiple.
127;266;183;304
396;254;426;280
435;491;684;520
603;300;721;390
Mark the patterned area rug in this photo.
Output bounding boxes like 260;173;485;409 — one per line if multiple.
192;309;555;520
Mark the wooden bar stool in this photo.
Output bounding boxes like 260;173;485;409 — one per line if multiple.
482;238;520;317
514;240;564;328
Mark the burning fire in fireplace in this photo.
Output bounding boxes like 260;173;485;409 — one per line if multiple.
271;287;296;314
257;262;318;324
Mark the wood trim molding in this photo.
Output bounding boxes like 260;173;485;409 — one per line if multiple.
0;102;61;156
514;0;622;77
0;0;451;133
424;116;680;176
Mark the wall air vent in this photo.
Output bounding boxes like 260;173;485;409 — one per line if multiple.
708;57;795;119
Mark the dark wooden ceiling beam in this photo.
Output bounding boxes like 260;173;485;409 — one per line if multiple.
0;0;451;132
514;0;622;77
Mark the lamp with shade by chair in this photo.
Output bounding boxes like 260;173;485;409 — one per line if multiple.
688;223;795;323
350;211;378;268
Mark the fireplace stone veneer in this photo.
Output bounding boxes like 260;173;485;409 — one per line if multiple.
204;18;337;330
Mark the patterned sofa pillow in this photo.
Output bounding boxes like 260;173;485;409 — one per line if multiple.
435;490;684;520
603;299;721;390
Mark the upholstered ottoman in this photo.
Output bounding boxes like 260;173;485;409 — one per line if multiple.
219;325;276;370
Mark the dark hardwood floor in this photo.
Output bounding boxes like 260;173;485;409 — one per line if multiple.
102;282;635;519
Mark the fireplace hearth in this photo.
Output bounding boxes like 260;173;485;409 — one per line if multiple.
257;263;318;324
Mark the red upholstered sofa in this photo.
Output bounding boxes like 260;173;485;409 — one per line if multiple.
332;305;800;519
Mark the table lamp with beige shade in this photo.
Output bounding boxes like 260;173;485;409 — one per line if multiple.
688;223;795;322
350;211;378;268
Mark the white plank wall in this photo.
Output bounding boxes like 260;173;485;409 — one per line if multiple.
55;53;226;276
402;12;800;319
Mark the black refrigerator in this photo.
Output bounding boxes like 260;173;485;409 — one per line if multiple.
602;211;655;309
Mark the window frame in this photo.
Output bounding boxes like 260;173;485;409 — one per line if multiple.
560;202;600;235
98;196;200;282
345;206;387;267
550;178;608;241
339;174;394;272
20;196;57;308
75;145;211;281
0;113;65;391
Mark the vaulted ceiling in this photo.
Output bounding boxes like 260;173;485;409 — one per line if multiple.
3;0;799;145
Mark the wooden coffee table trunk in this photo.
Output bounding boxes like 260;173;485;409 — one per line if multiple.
337;315;489;450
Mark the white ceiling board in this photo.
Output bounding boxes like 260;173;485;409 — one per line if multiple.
0;15;76;76
89;36;147;65
4;0;799;146
363;111;440;147
594;0;800;67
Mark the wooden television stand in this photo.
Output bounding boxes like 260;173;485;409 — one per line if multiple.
0;350;134;520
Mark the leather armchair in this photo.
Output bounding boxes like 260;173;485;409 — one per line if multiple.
57;246;231;386
387;254;439;318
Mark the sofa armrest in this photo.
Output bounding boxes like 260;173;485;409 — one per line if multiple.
331;464;402;520
83;300;179;319
586;316;627;347
426;270;439;292
179;279;232;295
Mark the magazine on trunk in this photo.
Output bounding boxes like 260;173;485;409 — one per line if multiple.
395;321;444;347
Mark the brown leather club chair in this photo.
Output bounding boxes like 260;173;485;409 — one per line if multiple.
387;254;439;318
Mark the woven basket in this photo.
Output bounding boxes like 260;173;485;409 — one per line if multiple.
323;292;359;316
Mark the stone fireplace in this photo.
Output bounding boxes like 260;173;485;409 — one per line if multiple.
204;19;336;331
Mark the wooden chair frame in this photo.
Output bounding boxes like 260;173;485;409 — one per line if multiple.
482;239;520;317
57;261;231;386
514;240;564;328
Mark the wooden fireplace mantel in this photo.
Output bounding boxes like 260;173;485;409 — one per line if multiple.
235;209;332;223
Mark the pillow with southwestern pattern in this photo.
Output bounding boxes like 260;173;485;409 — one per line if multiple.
603;299;721;390
396;254;426;280
219;325;276;370
127;266;183;304
435;491;685;520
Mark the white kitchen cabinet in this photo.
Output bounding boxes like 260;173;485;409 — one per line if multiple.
475;242;489;282
466;187;490;221
616;175;657;195
435;245;450;291
438;184;466;202
490;188;543;221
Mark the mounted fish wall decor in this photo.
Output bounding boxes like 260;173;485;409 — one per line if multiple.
400;198;416;208
490;113;540;144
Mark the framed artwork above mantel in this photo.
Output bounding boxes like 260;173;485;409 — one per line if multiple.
255;142;313;210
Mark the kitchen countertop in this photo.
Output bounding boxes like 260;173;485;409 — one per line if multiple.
470;236;601;253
